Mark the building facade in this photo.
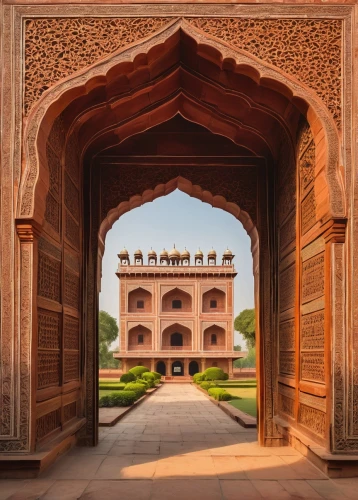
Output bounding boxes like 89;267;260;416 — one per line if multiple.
114;247;244;378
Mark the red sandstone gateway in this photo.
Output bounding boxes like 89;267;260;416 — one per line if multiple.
0;0;356;479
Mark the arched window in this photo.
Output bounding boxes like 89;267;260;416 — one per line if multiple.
137;300;144;309
172;299;182;309
211;334;217;345
138;334;144;344
210;299;217;309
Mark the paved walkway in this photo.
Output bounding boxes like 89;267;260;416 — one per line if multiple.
1;384;358;499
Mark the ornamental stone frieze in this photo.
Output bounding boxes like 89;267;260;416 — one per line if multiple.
24;16;342;126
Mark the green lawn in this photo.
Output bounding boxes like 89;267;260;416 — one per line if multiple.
217;380;257;418
99;379;125;398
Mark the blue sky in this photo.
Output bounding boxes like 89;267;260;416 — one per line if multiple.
99;189;254;349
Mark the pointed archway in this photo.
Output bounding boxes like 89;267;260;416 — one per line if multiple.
11;18;346;463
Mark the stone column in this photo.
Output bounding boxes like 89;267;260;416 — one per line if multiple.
122;359;128;373
201;358;206;373
150;358;155;372
228;358;233;379
11;220;42;453
184;358;189;376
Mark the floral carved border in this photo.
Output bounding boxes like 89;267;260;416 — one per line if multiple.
24;15;342;126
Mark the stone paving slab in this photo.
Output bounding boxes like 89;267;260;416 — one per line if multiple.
1;383;357;499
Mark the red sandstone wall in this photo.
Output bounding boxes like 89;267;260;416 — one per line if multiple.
202;289;226;313
128;288;152;313
162;289;192;312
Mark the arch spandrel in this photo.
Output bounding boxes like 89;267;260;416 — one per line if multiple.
19;19;344;225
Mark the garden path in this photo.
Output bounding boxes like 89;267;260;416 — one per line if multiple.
1;384;358;499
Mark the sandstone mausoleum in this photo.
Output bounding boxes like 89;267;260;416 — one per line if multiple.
114;246;245;378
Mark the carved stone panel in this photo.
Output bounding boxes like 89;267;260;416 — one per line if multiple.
278;394;295;418
36;408;61;442
65;172;80;222
279;319;295;352
300;142;315;194
279;351;295;376
63;401;77;423
301;352;325;384
64;267;80;310
64;315;79;351
188;18;342;125
278;383;295;418
301;310;325;350
38;251;61;303
37;351;60;389
279;264;296;312
298;403;326;438
302;253;324;304
280;212;296;254
64;352;79;383
301;188;317;235
24;17;171;114
45;191;60;233
38;309;61;350
65;211;80;251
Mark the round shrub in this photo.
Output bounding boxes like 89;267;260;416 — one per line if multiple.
193;372;206;384
142;372;155;388
129;366;150;378
204;367;226;381
120;372;136;383
208;387;232;401
136;379;149;389
124;382;146;400
152;372;162;381
200;381;217;391
220;392;233;401
223;372;229;381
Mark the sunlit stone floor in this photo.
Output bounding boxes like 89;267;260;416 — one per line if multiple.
1;384;358;499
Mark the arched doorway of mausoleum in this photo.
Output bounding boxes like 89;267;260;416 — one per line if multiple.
172;361;184;377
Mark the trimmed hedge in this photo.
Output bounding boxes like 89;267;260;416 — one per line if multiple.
124;382;147;399
200;381;217;391
99;390;137;407
142;372;155;388
136;379;149;389
99;383;125;391
208;387;234;401
129;366;150;378
193;372;206;383
120;372;136;383
152;372;162;381
223;372;229;381
204;367;226;381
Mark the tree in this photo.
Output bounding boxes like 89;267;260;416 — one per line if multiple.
99;310;120;369
234;308;255;349
234;347;256;368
